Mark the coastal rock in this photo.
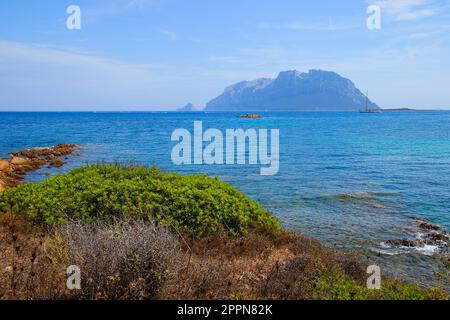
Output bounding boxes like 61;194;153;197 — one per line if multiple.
10;157;45;172
0;159;10;171
0;144;77;193
11;144;77;159
385;239;421;248
47;155;64;168
416;218;444;232
0;171;16;193
0;175;6;193
381;217;449;255
10;157;30;166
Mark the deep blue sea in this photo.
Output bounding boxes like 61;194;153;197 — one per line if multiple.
1;111;449;286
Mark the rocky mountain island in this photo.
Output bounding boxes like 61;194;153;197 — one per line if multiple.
177;103;198;112
205;70;380;112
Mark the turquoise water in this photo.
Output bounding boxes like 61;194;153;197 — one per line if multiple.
1;111;449;286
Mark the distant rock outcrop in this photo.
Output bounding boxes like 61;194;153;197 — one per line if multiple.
177;103;198;112
205;70;380;112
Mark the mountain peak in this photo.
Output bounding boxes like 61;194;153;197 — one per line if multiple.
277;70;303;77
205;70;380;112
177;103;197;112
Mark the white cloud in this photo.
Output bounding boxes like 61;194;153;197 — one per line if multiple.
371;0;441;20
257;20;358;31
83;0;153;20
0;41;180;110
160;30;177;41
0;40;244;110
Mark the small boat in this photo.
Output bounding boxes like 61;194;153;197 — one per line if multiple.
360;91;382;113
238;114;262;119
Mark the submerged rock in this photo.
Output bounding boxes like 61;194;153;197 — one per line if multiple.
381;217;449;255
385;239;421;248
416;218;445;232
332;192;377;201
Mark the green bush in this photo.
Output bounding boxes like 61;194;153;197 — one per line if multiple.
311;269;448;300
0;164;280;235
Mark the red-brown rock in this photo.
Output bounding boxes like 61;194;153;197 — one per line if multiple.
0;144;77;192
0;159;10;171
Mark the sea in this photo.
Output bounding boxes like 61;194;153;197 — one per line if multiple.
1;111;449;288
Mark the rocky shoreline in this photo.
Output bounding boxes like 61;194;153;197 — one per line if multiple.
0;146;448;299
381;217;449;255
0;144;77;193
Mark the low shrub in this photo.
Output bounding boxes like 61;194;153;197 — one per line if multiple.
0;164;280;235
49;218;181;300
311;269;448;300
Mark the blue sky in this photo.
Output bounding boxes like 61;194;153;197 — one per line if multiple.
1;0;450;110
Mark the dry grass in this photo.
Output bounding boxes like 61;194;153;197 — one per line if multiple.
1;213;445;300
2;214;363;301
0;213;65;299
163;229;366;300
0;214;181;300
52;218;182;300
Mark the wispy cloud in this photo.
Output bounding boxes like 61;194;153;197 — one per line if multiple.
124;0;147;9
0;40;234;110
257;20;359;32
0;41;175;110
209;55;243;64
0;41;149;74
83;0;152;20
160;29;177;41
371;0;442;21
110;0;150;11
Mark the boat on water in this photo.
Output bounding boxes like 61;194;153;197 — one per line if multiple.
360;91;383;113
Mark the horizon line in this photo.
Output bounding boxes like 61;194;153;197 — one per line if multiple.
1;108;450;113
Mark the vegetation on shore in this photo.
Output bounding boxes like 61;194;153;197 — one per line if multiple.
0;164;279;235
0;164;448;300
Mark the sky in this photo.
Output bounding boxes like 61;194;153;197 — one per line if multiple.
0;0;450;111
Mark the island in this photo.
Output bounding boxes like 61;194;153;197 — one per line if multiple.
205;70;381;112
176;103;198;112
